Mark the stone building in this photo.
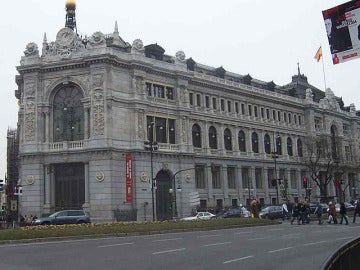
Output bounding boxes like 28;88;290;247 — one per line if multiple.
13;1;360;222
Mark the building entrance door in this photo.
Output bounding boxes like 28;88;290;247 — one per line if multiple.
156;170;172;221
54;163;85;210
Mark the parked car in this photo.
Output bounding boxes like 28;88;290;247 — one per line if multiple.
181;212;216;221
259;205;283;220
32;210;90;225
335;202;355;213
217;207;250;218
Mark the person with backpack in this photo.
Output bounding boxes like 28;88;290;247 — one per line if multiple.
339;202;349;225
291;202;300;225
314;202;323;225
327;201;337;224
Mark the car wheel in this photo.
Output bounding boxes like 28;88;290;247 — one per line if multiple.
42;221;51;225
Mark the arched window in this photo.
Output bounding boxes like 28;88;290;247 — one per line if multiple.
238;130;246;152
224;128;232;151
297;138;303;157
276;136;282;155
252;132;259;153
209;126;217;149
192;124;201;148
264;133;271;154
331;125;338;159
53;84;84;142
287;137;293;156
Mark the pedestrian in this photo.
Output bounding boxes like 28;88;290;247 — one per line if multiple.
250;199;260;218
339;202;349;225
282;201;289;221
327;202;338;224
291;202;300;225
314;202;323;225
353;200;360;223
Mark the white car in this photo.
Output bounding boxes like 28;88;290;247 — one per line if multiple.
181;212;216;221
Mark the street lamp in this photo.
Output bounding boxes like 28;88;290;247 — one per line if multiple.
144;122;158;221
271;134;280;204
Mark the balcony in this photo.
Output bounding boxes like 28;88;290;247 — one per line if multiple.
48;140;86;151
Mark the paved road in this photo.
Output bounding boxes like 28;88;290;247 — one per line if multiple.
0;222;359;270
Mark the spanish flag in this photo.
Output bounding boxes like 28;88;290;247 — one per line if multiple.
314;46;322;62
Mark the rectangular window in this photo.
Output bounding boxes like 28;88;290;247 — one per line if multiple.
242;167;250;188
195;165;206;189
146;82;152;96
298;115;301;125
153;84;165;98
284;112;287;123
221;99;225;111
205;96;210;108
268;168;275;188
146;116;176;144
315;118;321;129
212;97;217;110
255;168;263;188
294;115;297;124
241;103;245;114
227;100;231;112
212;165;221;189
288;113;291;123
196;94;201;107
166;87;174;100
261;107;264;118
189;93;194;106
254;106;258;117
248;105;252;116
279;168;286;181
227;167;236;189
235;102;239;113
290;169;297;189
278;111;281;121
272;110;276;120
266;108;270;119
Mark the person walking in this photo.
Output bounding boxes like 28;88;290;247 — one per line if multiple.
282;201;289;221
291;202;300;225
314;203;323;225
339;202;349;225
353;200;360;223
327;202;338;224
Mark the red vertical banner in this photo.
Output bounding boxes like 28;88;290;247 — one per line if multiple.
126;153;133;202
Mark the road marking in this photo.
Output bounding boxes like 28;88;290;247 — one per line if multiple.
335;236;353;241
235;231;254;235
268;228;283;231
248;237;267;241
98;242;134;248
268;247;293;253
152;237;182;242
152;248;186;255
197;234;220;238
223;256;254;264
303;240;327;246
202;242;232;247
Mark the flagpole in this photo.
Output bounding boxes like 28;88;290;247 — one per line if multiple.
321;50;327;90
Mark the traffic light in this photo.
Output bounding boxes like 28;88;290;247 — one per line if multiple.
302;177;308;188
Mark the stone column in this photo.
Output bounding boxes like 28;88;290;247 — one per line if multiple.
83;163;90;210
222;164;228;200
43;164;52;213
264;167;269;203
206;163;213;204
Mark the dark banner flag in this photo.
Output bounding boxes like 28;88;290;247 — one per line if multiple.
323;0;360;64
125;153;133;202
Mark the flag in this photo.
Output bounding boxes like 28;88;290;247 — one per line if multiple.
314;46;322;62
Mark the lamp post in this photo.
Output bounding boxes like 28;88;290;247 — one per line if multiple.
272;134;280;204
144;122;158;222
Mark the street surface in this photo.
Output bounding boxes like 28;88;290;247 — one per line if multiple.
0;221;359;270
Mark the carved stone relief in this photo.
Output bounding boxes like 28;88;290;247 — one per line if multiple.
135;76;145;95
137;109;145;139
25;81;36;97
24;101;35;141
24;42;39;57
93;89;105;135
181;116;187;143
92;74;104;89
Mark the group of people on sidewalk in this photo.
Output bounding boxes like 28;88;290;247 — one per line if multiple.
286;199;360;225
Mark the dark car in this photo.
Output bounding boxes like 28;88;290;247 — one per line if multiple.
218;207;250;218
309;203;329;214
259;205;283;220
32;210;90;225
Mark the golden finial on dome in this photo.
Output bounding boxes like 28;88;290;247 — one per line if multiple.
65;0;76;9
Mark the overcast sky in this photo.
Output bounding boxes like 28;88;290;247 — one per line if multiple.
0;0;359;180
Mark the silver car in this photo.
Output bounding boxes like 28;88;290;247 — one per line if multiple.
32;210;90;225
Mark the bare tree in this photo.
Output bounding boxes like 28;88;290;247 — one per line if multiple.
302;134;339;202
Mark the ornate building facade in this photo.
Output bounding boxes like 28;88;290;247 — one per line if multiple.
13;2;360;222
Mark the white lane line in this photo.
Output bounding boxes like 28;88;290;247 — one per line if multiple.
268;247;293;253
248;237;267;241
303;240;327;246
152;248;186;255
98;242;134;248
282;233;301;237
335;236;353;241
235;231;254;235
268;228;284;231
152;237;182;242
223;256;254;264
202;242;232;247
197;234;220;238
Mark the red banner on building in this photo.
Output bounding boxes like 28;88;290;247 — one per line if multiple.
126;153;133;202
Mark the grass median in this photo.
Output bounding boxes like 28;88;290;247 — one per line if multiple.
0;218;277;242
